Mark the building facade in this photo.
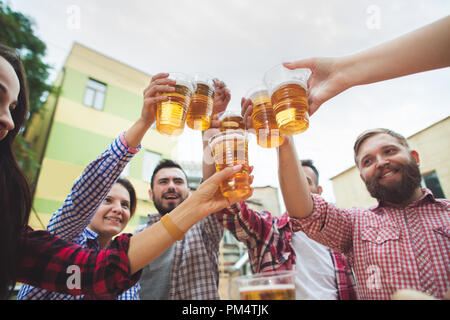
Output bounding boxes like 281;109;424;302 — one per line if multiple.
25;43;178;233
331;117;450;208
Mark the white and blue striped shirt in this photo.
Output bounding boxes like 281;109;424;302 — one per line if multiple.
17;133;140;300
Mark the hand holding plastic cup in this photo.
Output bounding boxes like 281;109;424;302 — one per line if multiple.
247;84;284;148
263;64;311;136
208;130;251;198
156;72;195;136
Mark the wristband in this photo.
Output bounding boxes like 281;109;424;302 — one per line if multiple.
160;214;185;241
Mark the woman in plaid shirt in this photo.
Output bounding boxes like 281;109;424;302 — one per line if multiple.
0;45;253;299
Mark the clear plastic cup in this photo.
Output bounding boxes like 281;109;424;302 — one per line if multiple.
208;130;251;198
186;73;215;131
232;270;296;300
263;64;311;135
156;72;195;136
247;84;284;148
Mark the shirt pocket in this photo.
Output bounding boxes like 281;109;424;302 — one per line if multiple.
433;225;450;239
361;225;400;244
361;225;401;267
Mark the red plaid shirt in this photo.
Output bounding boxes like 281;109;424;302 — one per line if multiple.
17;227;141;296
292;188;450;300
216;202;357;300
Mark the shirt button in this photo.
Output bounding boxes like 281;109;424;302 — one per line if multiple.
376;236;382;242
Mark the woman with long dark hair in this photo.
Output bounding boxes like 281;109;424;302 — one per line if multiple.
0;43;253;299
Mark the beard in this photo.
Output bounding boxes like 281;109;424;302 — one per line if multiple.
364;157;422;205
153;191;188;215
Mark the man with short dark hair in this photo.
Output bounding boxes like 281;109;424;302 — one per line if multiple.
134;159;224;300
280;129;449;299
203;146;357;299
133;78;231;300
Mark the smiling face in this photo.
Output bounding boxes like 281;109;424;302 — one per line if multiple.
0;56;19;141
356;133;422;205
150;167;189;215
88;183;132;243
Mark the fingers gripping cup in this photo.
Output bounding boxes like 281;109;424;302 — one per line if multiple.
232;271;296;300
247;85;284;148
156;72;194;136
208;130;251;198
263;64;311;136
186;73;215;131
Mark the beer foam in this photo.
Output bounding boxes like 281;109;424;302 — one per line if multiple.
272;80;307;93
209;131;247;146
174;79;194;92
238;284;295;293
195;80;213;88
249;90;269;100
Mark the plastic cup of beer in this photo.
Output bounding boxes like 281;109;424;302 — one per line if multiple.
232;270;295;300
218;111;245;131
263;64;311;136
247;84;284;148
208;130;251;198
156;72;195;136
186;73;215;131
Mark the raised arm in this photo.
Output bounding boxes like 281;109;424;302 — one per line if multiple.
277;137;313;219
128;165;251;274
284;16;450;115
46;73;176;241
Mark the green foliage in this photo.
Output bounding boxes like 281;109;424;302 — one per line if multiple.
0;1;54;184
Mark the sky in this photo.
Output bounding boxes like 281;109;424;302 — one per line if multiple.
8;0;450;209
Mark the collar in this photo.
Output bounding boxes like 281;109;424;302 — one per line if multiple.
373;188;437;213
85;227;99;239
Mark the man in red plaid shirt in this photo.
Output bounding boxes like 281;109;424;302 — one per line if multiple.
280;128;449;300
214;159;357;300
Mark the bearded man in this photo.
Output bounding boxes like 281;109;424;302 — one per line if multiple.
277;129;449;300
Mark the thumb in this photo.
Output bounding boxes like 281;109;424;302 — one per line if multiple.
283;58;316;70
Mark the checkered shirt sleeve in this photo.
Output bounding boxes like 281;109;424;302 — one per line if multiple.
47;133;140;242
17;227;141;297
216;202;295;273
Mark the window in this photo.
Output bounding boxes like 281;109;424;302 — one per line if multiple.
422;171;445;198
142;150;162;183
83;78;106;110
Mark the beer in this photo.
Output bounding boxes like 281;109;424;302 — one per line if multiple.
156;83;193;136
186;82;215;131
249;89;284;148
209;131;251;198
239;284;296;300
263;64;311;136
219;114;245;131
271;82;309;135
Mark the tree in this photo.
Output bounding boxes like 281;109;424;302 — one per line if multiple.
0;1;54;184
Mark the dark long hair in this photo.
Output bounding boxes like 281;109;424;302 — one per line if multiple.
0;43;32;299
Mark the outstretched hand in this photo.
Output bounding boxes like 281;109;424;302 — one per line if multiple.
240;97;254;130
283;58;350;116
142;73;176;125
212;79;231;116
192;165;253;216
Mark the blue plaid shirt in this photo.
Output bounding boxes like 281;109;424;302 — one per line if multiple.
17;133;140;300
